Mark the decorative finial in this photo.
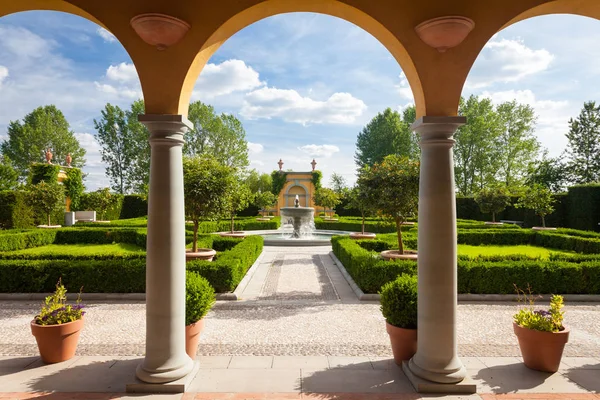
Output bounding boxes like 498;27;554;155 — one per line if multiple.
65;153;72;168
311;159;317;171
45;148;53;164
278;159;284;171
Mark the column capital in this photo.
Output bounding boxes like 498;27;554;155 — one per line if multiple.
138;114;192;145
412;116;466;146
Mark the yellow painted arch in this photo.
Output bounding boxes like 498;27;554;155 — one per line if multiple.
502;0;600;30
0;0;103;27
179;0;424;117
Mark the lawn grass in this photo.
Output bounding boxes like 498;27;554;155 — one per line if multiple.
5;243;145;256
458;244;574;259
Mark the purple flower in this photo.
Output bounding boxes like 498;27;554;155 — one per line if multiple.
534;310;551;317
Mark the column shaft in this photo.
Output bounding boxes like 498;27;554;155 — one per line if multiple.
136;114;194;384
408;116;467;384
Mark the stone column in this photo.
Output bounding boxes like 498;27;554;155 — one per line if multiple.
135;114;194;384
408;116;467;384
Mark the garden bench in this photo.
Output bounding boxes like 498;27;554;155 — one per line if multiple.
500;219;524;227
75;211;96;222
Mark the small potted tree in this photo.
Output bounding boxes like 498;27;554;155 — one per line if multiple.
31;279;86;363
27;181;65;228
185;271;216;359
183;156;234;261
513;287;569;372
221;178;252;238
346;184;376;239
516;184;556;230
254;191;277;219
313;187;341;221
380;274;417;365
474;185;511;224
360;155;420;260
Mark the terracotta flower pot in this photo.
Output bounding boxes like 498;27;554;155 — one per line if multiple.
386;322;417;365
349;232;376;240
30;318;84;363
381;250;418;261
185;319;205;359
513;322;570;373
186;248;216;262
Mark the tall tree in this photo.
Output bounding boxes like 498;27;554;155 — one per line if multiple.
94;104;135;194
127;99;151;193
495;101;540;187
564;101;600;184
186;101;249;170
244;169;272;194
525;152;568;193
355;107;418;168
1;105;86;181
330;172;347;194
0;156;18;190
454;96;502;195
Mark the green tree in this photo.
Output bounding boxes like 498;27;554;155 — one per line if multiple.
0;156;18;190
525;152;568;193
1;105;86;181
127;99;151;194
186;101;249;170
454;95;503;195
564;101;600;184
496;101;540;187
313;187;341;215
183;156;234;252
330;172;348;195
345;184;374;234
94;104;136;194
83;188;119;220
27;181;64;226
359;155;419;253
474;185;511;223
254;191;277;214
244;169;272;194
516;184;556;228
225;179;253;233
355;107;418;168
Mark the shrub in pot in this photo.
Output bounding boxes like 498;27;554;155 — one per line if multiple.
31;279;86;363
380;274;417;365
185;271;216;359
513;289;569;372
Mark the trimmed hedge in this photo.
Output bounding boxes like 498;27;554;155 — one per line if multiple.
0;234;264;293
119;195;148;219
187;235;263;292
30;163;60;185
567;184;600;232
332;230;600;294
314;218;413;234
0;190;35;229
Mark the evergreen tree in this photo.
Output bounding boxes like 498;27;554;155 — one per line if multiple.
564;101;600;184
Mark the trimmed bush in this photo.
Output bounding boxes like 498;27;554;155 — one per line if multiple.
0;190;35;229
380;274;418;329
119;195;148;219
567;184;600;232
185;271;215;325
30;163;60;185
0;229;57;251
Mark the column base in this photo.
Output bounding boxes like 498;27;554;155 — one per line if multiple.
408;356;467;384
134;356;195;384
128;359;198;393
403;361;476;394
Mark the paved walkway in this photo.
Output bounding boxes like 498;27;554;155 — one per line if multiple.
0;246;599;397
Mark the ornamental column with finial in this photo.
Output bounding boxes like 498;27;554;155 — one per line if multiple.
311;159;317;171
278;159;284;172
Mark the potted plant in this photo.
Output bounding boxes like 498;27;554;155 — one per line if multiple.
513;288;569;373
359;155;420;260
27;181;65;228
346;184;376;239
254;191;277;221
30;279;85;363
313;188;340;221
183;156;235;261
380;274;418;365
474;185;511;224
515;184;557;230
185;271;216;359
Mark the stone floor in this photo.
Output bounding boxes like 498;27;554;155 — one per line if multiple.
0;245;599;397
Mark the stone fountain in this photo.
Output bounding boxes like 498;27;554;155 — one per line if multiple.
280;195;315;238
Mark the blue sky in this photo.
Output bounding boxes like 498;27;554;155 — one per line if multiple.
0;11;599;190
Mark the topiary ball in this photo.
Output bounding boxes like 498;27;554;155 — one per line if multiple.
185;271;216;326
379;274;417;329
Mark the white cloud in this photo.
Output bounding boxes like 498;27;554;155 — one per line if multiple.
94;62;142;100
0;65;7;87
106;62;138;82
298;144;340;158
193;59;263;99
97;27;117;43
466;38;554;89
247;142;264;154
395;72;414;100
241;87;367;125
479;89;572;157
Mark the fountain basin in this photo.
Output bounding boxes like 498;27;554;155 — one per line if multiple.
238;229;349;246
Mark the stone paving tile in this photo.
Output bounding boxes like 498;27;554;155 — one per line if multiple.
272;356;329;370
188;368;301;392
228;356;273;369
328;356;373;369
196;356;232;369
301;368;414;393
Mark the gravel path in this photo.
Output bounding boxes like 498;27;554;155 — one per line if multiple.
2;246;599;357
